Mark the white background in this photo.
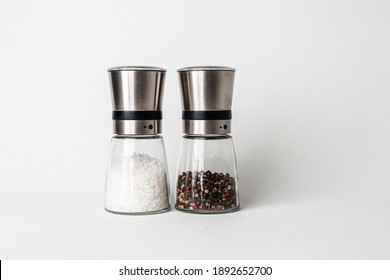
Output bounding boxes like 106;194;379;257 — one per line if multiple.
0;0;389;259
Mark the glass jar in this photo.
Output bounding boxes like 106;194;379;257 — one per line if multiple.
175;135;239;213
105;135;170;215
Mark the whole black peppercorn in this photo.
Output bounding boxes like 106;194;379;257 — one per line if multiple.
176;170;238;212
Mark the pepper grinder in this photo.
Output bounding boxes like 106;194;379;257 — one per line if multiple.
175;66;240;213
105;66;170;215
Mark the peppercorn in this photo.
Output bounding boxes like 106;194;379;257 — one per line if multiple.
176;170;238;211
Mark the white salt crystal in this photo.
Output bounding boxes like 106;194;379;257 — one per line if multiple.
105;153;169;213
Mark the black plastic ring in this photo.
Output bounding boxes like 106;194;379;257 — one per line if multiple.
182;110;232;120
113;111;162;120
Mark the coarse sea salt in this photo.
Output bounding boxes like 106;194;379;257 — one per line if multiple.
105;153;169;213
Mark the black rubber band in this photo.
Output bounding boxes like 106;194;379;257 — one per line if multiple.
182;110;232;120
113;111;162;120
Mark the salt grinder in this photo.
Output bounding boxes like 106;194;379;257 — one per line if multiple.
105;66;170;215
175;66;240;213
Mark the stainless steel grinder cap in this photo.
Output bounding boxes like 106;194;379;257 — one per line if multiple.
108;66;166;135
177;66;235;135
